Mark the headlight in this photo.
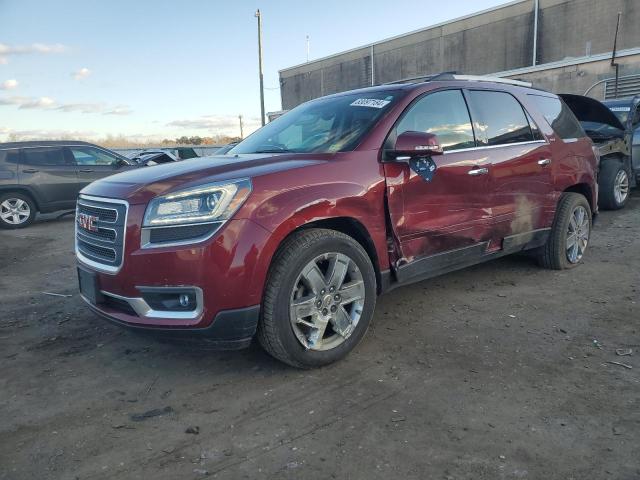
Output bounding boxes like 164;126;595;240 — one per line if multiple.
143;178;252;227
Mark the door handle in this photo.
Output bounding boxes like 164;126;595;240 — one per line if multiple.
538;158;551;166
468;167;489;176
79;169;94;172
22;168;38;173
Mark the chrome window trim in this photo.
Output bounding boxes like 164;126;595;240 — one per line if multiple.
75;194;129;275
442;139;548;155
140;221;224;249
98;287;204;320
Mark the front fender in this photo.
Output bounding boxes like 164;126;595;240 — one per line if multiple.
244;179;389;301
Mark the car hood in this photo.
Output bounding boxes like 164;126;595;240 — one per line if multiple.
81;153;326;204
559;94;626;130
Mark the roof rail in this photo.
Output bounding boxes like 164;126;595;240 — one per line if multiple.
384;71;457;85
450;75;532;87
383;73;532;88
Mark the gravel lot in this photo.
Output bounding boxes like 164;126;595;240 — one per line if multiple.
1;194;639;480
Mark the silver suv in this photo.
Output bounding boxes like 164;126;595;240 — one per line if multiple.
0;141;133;228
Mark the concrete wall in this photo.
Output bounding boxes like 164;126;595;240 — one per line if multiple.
279;0;640;109
502;51;640;100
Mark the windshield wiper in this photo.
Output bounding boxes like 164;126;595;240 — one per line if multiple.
253;148;292;153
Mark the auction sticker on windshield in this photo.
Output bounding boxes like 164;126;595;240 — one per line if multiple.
350;98;391;108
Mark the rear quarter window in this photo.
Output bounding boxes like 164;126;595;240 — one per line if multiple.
529;95;585;140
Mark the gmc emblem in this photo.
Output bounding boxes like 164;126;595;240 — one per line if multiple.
77;212;99;232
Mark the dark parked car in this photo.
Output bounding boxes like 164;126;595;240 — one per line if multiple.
0;141;133;228
76;75;598;368
560;94;639;210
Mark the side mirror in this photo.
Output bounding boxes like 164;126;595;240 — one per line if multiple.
392;131;443;160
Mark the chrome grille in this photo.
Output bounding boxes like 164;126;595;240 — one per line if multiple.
75;195;128;273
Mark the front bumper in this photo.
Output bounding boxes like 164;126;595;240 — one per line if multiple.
76;212;274;345
84;296;259;349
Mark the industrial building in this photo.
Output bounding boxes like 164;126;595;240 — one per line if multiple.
279;0;640;109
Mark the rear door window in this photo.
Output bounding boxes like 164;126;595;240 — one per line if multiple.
396;89;475;151
22;147;69;165
529;95;585;140
466;90;535;146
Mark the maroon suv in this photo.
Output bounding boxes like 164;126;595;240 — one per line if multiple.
76;75;598;368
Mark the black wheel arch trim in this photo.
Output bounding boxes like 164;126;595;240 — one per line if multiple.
0;185;43;211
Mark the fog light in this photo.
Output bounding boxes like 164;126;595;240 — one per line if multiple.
179;293;190;307
139;288;198;312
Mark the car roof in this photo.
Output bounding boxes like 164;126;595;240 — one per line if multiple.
0;140;97;150
318;75;546;103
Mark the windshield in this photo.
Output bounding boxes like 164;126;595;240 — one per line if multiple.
230;91;401;154
580;121;624;140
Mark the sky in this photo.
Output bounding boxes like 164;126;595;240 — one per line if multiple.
0;0;509;143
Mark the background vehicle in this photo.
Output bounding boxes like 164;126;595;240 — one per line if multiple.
76;75;598;368
131;150;180;166
130;147;200;165
0;141;133;228
561;94;639;210
213;142;239;155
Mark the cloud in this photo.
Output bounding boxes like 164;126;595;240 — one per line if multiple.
167;115;261;136
104;105;133;116
54;102;105;113
20;96;55;109
0;95;55;109
0;126;98;141
0;95;132;115
0;43;66;64
72;67;91;80
1;79;18;90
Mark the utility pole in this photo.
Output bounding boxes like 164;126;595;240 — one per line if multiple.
532;0;539;66
611;11;622;98
306;35;310;62
255;9;266;126
239;115;244;139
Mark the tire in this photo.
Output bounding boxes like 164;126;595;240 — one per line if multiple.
0;192;36;229
598;160;630;210
537;192;591;270
257;228;377;368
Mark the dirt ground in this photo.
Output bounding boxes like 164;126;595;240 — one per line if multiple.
1;194;639;480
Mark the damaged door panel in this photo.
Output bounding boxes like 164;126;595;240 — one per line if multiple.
382;89;493;282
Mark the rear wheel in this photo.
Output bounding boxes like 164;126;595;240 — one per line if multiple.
257;228;376;368
598;160;630;210
537;192;591;270
0;192;36;229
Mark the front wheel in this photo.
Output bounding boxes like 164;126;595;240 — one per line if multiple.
537;192;592;270
257;228;377;368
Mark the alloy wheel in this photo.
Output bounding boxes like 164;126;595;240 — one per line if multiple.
0;198;31;225
613;169;629;205
289;252;366;351
566;205;589;264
